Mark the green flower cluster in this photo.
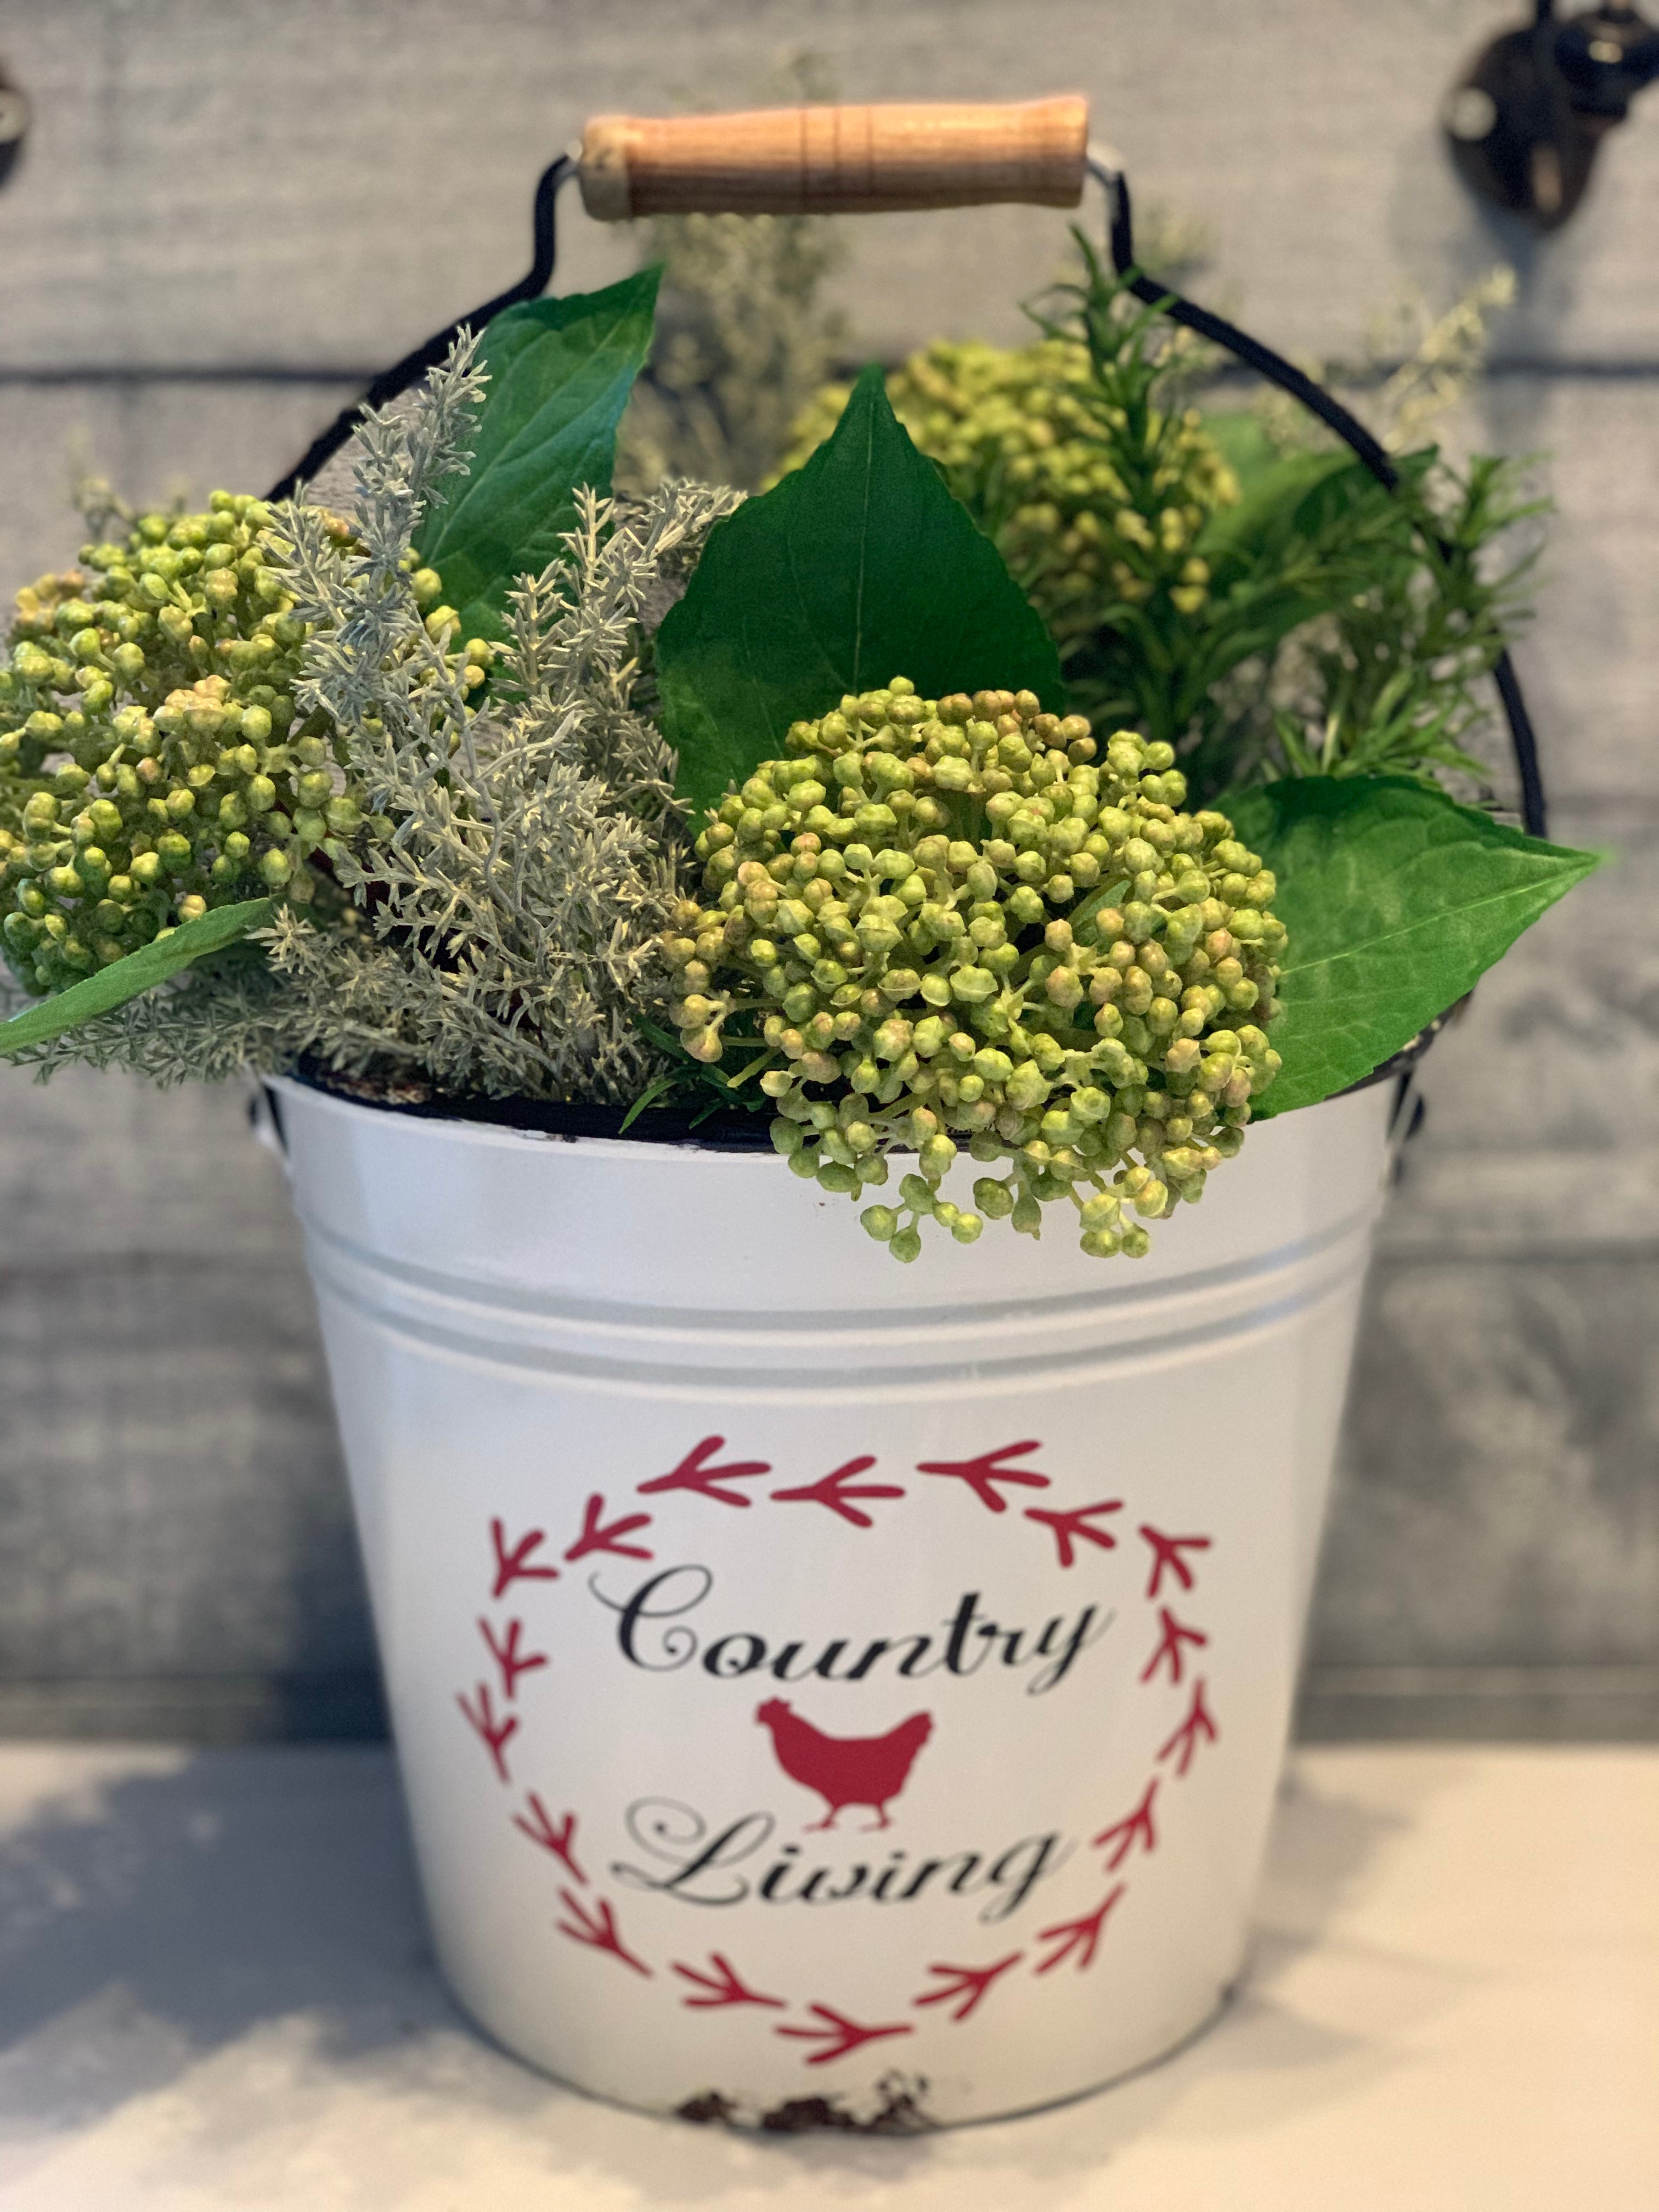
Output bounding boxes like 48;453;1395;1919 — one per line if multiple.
778;340;1239;648
666;679;1284;1262
0;494;492;997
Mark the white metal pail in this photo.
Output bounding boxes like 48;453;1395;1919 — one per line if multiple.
269;1075;1394;2129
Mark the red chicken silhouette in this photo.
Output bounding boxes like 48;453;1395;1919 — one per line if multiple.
756;1700;933;1831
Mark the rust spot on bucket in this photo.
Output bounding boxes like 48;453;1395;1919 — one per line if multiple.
679;2073;935;2134
760;2094;855;2133
676;2090;741;2125
764;2072;936;2134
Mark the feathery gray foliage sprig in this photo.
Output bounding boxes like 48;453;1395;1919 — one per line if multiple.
274;465;743;1099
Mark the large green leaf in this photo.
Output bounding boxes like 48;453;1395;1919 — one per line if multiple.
0;896;274;1056
1227;776;1596;1118
656;364;1065;818
1199;445;1351;558
413;269;660;642
1198;408;1290;493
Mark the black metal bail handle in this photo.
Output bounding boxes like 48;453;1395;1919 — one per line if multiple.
265;154;576;504
1088;153;1549;839
263;140;1549;841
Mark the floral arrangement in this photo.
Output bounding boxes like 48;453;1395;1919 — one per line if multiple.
0;255;1594;1266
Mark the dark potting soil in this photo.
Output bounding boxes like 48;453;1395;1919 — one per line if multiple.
281;997;1465;1158
286;1056;778;1151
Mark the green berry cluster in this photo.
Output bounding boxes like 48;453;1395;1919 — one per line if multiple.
0;494;493;996
778;340;1239;648
666;678;1284;1262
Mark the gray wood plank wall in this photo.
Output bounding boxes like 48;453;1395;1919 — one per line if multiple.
0;0;1654;1739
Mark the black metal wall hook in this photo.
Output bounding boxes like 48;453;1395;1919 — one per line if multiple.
1088;153;1549;840
265;154;577;503
0;56;29;191
1444;1;1659;228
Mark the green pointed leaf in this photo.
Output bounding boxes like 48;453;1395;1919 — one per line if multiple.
413;269;661;642
1196;408;1285;492
1226;776;1596;1118
1197;447;1354;568
0;896;274;1055
656;364;1065;819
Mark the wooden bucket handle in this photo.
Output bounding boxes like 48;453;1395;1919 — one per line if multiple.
578;97;1088;221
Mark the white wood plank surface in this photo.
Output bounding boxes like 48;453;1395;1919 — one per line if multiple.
0;0;1657;369
0;1745;1653;2208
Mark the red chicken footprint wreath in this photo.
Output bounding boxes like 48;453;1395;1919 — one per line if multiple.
453;1441;1221;2067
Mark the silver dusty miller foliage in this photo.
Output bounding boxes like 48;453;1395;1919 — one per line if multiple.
19;341;743;1098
